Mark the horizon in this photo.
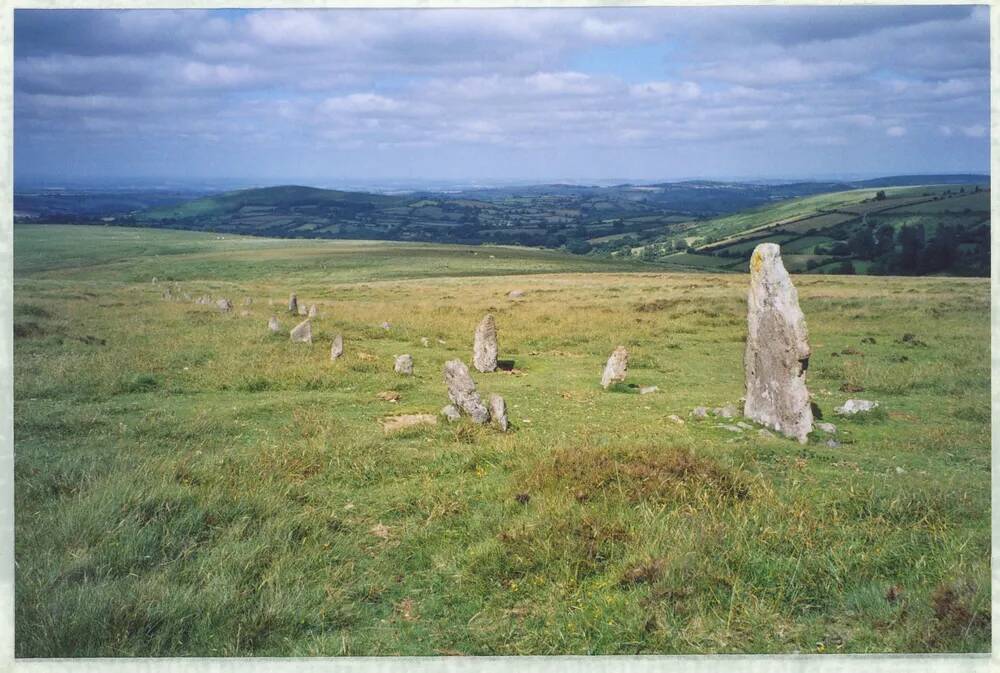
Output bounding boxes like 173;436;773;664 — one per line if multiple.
14;6;990;184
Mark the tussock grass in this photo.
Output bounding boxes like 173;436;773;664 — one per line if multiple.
12;225;990;655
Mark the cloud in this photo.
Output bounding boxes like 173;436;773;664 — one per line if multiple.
12;6;990;181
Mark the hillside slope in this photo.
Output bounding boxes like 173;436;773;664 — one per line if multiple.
635;183;989;276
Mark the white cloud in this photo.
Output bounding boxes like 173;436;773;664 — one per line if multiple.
886;126;907;137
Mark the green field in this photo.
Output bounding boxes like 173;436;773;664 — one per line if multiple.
13;225;990;656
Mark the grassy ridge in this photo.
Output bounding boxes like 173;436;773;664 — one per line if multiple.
13;226;990;655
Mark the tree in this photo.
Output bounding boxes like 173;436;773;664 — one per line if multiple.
835;261;856;275
875;190;887;201
920;225;958;273
898;223;925;273
848;225;876;259
873;223;896;257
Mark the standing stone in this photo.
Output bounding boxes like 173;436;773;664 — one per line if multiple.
489;393;509;432
443;360;490;424
216;298;233;312
331;334;344;360
743;243;812;443
441;405;461;422
600;346;628;389
394;354;414;375
298;304;308;316
290;319;312;344
420;337;430;348
308;304;318;318
268;316;281;333
288;293;298;314
473;314;499;373
508;289;525;299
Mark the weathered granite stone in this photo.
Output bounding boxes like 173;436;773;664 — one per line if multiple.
489;393;509;432
639;386;659;395
216;298;233;312
473;314;499;373
816;422;837;434
744;243;813;443
288;293;298;314
508;289;525;299
298;304;308;316
691;407;709;418
715;405;738;419
441;405;461;422
290;319;312;343
330;334;343;360
420;337;430;348
243;297;253;306
394;354;414;375
600;345;628;389
443;359;490;424
835;399;879;415
268;316;281;333
308;304;318;318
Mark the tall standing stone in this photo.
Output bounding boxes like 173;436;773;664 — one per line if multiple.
601;345;628;389
308;304;318;318
331;334;344;360
288;293;298;314
744;243;813;443
290;319;312;344
473;314;499;373
443;360;490;424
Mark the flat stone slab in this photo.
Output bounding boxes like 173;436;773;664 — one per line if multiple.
382;414;437;433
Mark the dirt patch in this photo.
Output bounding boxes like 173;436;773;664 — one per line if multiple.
381;414;437;433
529;445;752;504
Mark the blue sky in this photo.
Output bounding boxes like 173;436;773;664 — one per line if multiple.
13;6;990;185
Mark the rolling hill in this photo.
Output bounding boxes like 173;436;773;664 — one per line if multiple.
14;174;989;275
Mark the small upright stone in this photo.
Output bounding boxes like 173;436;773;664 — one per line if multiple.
331;334;344;360
381;321;392;330
600;345;628;389
216;298;233;312
489;394;509;432
441;405;461;422
420;337;430;348
473;314;499;373
744;243;813;443
268;316;281;333
290;319;312;344
308;304;318;318
288;293;298;314
394;354;414;375
508;289;525;299
443;360;490;424
298;304;308;316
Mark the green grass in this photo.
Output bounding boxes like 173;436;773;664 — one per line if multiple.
14;225;990;656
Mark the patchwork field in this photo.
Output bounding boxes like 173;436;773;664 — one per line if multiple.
12;225;990;656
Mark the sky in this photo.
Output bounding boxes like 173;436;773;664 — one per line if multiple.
13;6;991;186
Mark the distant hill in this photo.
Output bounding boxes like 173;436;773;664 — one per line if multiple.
14;174;988;275
635;182;990;277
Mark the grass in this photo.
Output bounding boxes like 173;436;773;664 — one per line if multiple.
13;224;990;656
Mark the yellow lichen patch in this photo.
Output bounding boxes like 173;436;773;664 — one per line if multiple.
750;249;763;273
